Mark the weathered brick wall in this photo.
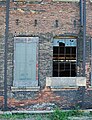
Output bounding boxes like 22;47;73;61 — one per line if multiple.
86;0;92;36
85;36;91;85
0;1;92;36
0;34;14;97
7;34;14;90
39;33;53;88
1;87;92;110
0;1;80;35
0;1;81;90
10;2;79;35
0;0;92;110
0;35;4;90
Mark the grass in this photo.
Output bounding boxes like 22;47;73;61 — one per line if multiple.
0;109;91;120
0;113;50;120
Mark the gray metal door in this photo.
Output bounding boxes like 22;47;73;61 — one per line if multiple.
13;37;38;87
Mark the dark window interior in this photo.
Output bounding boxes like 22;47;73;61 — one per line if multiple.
53;40;76;77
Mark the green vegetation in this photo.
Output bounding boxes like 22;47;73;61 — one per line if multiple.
0;109;91;120
49;108;84;120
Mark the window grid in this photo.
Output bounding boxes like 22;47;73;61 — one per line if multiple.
53;40;76;77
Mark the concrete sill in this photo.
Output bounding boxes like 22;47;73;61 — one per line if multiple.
11;86;40;92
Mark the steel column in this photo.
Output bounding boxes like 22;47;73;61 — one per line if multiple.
4;0;10;111
83;0;86;76
80;0;83;26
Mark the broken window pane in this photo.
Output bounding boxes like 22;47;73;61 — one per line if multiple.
53;38;76;77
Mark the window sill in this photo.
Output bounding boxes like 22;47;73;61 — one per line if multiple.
11;86;40;92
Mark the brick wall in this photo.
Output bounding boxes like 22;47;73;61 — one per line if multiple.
1;87;92;110
0;0;92;110
0;35;4;90
0;1;80;35
39;33;53;88
0;1;92;36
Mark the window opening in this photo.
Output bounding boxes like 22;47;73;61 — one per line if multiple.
53;38;76;77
